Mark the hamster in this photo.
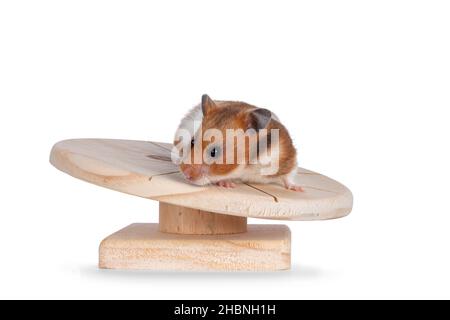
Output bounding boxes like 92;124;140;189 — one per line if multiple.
172;94;303;191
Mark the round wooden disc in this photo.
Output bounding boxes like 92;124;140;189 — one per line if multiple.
50;139;353;220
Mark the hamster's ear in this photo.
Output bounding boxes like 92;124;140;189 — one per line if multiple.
201;94;218;116
247;108;272;131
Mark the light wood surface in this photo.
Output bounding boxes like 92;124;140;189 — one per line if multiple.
50;138;353;220
159;203;247;235
99;223;291;271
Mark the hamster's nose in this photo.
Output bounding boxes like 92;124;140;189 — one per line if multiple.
181;166;194;180
181;165;203;181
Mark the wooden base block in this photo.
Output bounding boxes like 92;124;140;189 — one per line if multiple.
99;223;291;271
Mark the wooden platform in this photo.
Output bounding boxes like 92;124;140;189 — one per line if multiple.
50;138;353;271
99;223;290;271
50;139;353;220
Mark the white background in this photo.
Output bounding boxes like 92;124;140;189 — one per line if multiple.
1;1;449;299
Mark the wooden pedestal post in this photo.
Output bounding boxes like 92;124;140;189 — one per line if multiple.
159;203;247;235
99;203;291;271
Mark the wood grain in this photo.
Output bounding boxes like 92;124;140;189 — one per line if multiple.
99;223;291;271
159;203;247;235
50;138;353;220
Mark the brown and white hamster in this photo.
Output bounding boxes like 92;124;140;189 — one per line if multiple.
172;94;303;191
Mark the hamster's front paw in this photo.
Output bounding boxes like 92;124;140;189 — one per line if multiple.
282;177;304;192
215;180;236;188
285;184;304;192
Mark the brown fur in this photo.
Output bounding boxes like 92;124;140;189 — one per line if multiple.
184;98;297;179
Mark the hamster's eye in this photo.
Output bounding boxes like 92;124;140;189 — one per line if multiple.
210;147;218;158
191;138;195;147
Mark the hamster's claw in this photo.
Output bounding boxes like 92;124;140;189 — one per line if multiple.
215;180;236;188
286;184;304;192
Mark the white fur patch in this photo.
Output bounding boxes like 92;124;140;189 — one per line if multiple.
174;103;203;141
172;104;203;164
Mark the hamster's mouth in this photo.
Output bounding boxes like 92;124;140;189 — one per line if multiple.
184;175;212;186
179;164;213;186
178;169;212;186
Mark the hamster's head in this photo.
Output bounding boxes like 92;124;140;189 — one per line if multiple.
178;94;272;186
